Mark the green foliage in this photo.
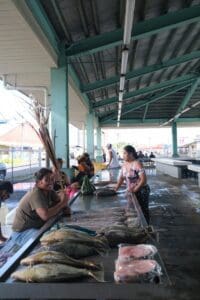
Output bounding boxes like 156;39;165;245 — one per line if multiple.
81;175;96;195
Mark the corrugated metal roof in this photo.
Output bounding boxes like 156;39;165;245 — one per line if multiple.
39;0;200;126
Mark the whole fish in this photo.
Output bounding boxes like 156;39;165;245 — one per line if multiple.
21;251;102;270
11;263;104;282
40;229;109;253
39;241;105;258
98;227;148;247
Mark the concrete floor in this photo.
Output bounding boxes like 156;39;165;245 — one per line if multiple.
2;170;200;298
147;169;200;298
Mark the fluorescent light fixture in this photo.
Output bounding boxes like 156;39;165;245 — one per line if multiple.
192;101;200;107
119;76;125;91
117;121;120;127
182;107;190;113
174;113;182;119
123;0;136;46
121;49;129;75
119;91;123;101
118;102;122;110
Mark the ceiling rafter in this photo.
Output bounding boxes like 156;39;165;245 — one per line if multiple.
130;0;147;91
99;82;192;122
100;118;200;126
50;0;73;43
90;0;100;35
77;0;90;37
81;50;200;93
94;74;197;109
65;5;200;57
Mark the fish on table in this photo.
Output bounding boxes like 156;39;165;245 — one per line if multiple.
11;263;104;282
97;226;149;247
21;250;102;271
40;228;109;254
39;240;106;258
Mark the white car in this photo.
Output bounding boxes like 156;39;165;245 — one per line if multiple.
0;162;7;179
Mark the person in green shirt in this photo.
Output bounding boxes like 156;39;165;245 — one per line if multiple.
13;168;69;231
11;168;69;246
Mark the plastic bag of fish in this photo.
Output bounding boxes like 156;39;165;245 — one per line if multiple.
118;244;158;261
114;259;162;283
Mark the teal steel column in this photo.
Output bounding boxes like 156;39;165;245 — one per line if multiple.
97;126;102;155
172;122;178;157
51;64;69;167
86;112;94;158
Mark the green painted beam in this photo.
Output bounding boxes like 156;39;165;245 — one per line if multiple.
66;5;200;57
100;118;200;126
94;74;198;108
24;0;60;55
176;118;200;123
175;77;200;116
102;119;168;125
100;82;192;122
99;83;192;120
82;50;200;92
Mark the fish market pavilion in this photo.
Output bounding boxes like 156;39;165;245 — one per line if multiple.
0;0;200;299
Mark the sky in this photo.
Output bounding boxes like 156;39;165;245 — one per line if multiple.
103;127;200;148
0;81;199;150
0;81;35;134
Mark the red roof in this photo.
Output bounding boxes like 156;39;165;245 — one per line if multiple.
0;123;42;147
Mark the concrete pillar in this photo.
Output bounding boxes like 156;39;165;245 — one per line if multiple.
97;127;102;155
51;64;69;167
86;112;94;158
82;123;86;152
172;122;178;157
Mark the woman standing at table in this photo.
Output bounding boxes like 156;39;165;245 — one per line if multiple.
115;145;150;224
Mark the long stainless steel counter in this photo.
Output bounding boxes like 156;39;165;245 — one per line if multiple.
0;170;171;299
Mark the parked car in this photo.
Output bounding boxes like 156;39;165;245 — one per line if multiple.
0;162;7;179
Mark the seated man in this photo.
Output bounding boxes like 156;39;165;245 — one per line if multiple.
0;181;13;243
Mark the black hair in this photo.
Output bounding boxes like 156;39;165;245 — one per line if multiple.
83;152;89;158
0;181;13;193
57;158;63;164
124;145;138;159
34;168;53;182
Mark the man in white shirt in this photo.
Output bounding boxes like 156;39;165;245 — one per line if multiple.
106;144;120;169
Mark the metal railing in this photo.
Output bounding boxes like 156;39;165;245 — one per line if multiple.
0;148;43;183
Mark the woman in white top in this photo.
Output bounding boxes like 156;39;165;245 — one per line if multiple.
106;144;120;169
